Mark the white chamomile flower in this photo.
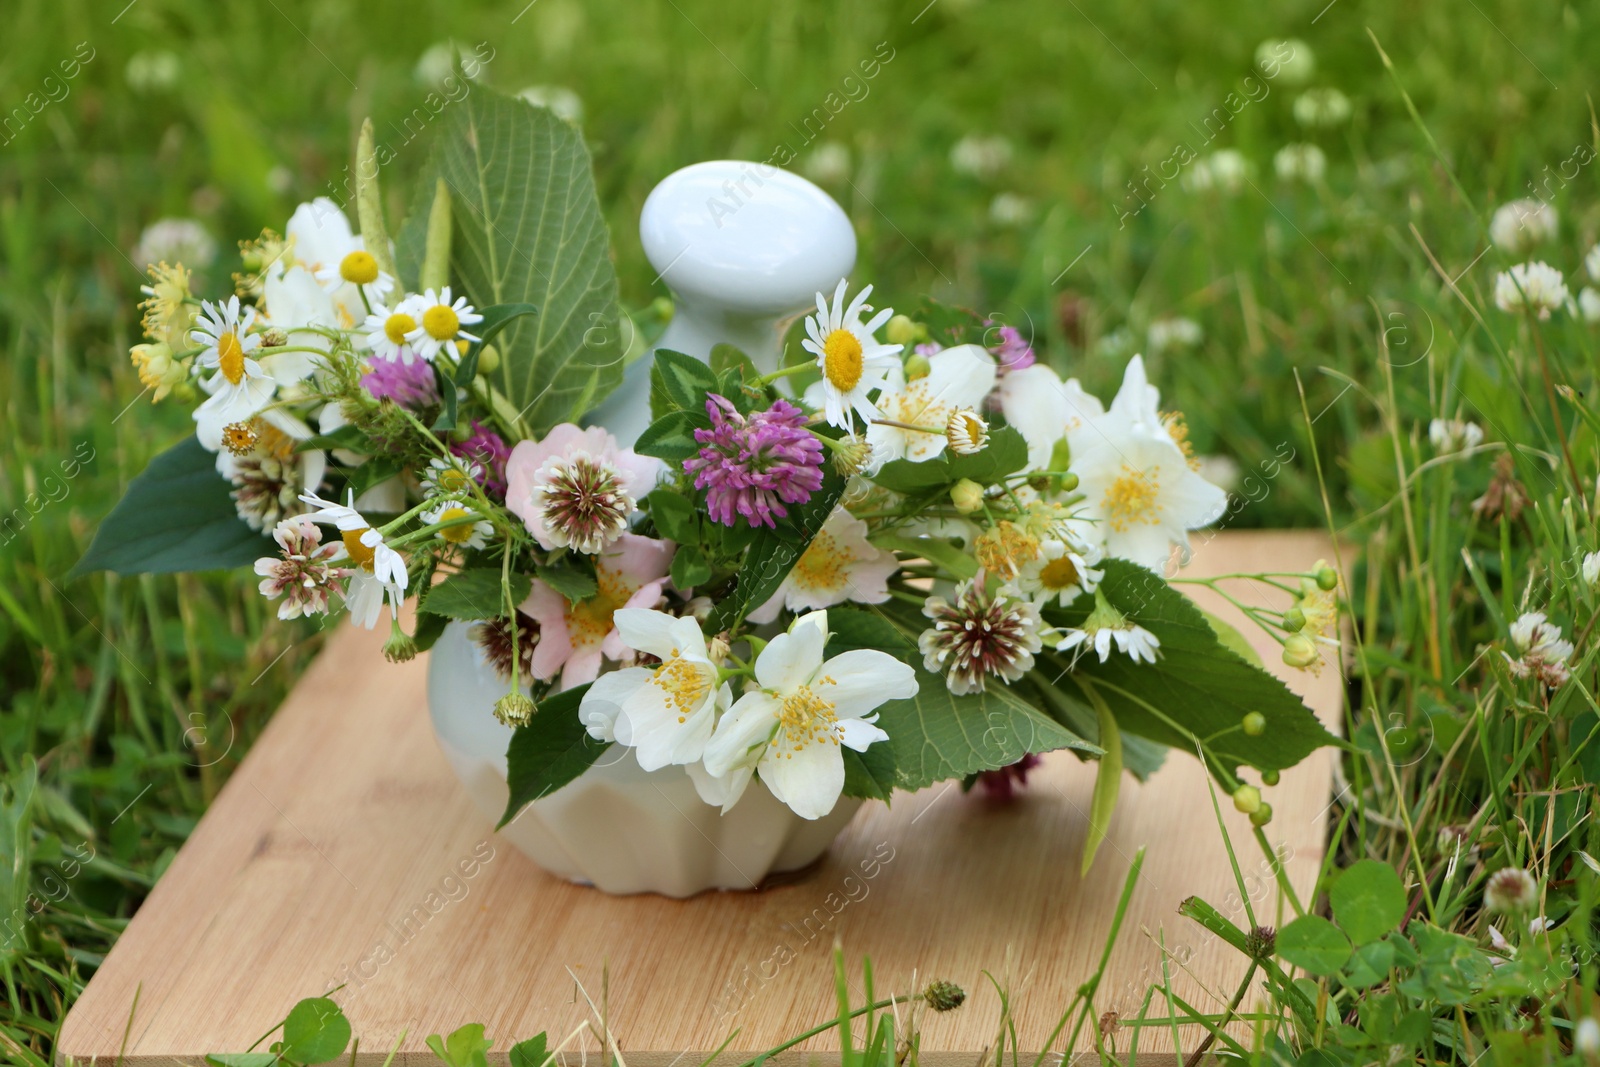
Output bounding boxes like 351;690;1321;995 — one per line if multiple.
191;296;271;422
406;287;483;362
1494;261;1568;319
1055;590;1162;665
421;455;483;498
801;279;902;430
315;248;395;303
1014;537;1104;609
422;502;492;550
298;490;409;628
702;611;916;819
362;297;426;364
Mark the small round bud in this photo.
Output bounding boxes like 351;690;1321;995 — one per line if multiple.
493;692;537;728
262;327;290;348
1056;471;1080;493
450;422;477;443
1282;607;1305;632
1244;924;1276;959
885;313;918;347
950;478;985;514
1241;712;1266;736
904;352;932;380
1249;801;1273;827
1316;566;1339;591
1281;632;1319;669
383;621;418;664
922;980;965;1012
476;343;501;375
1232;784;1262;815
650;295;675;321
1261;769;1280;787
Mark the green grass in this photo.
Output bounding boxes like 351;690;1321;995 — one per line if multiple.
3;0;1600;1061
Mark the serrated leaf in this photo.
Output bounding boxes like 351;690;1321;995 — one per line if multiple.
534;564;596;606
1330;860;1408;946
280;997;350;1065
1050;559;1336;773
500;683;610;827
706;470;847;632
650;349;720;414
841;744;897;802
426;1023;493;1067
509;1034;551;1067
635;410;709;463
670;544;712;589
1277;915;1352;977
432;91;622;436
424;569;532;621
71;436;265;577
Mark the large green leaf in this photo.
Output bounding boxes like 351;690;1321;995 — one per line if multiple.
828;608;1100;793
1049;559;1337;774
422;569;532;621
499;683;610;827
430;92;622;434
71;436;265;577
278;997;351;1065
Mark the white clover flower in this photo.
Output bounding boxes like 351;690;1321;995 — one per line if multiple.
1587;243;1600;282
1489;199;1559;253
1428;418;1484;454
950;134;1013;179
801;142;852;184
1256;39;1314;86
989;192;1033;226
1576;1017;1600;1056
1483;867;1538;913
1146;316;1203;354
133;218;216;270
1582;550;1600;589
516;85;583;124
1273;143;1327;183
1494;261;1568;319
1578;287;1600;323
298;491;409;629
1292;87;1351;127
125;50;180;93
1184;150;1251;194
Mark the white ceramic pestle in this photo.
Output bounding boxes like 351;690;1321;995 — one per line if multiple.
585;160;857;444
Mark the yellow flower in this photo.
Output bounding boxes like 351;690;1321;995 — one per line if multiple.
974;521;1040;581
139;263;196;349
129;341;190;402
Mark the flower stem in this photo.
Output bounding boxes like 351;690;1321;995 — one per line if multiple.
732;996;917;1067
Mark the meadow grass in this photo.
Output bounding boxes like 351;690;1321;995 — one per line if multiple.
2;0;1599;1061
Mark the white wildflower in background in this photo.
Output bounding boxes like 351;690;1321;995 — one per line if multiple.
1577;288;1600;323
1184;150;1251;194
801;280;902;431
1586;243;1600;281
989;192;1033;226
800;142;852;184
1273;143;1327;183
125;50;180;93
701;611;916;819
1256;39;1314;86
1489;199;1559;253
1493;261;1567;319
1483;867;1538;913
1094;326;1137;358
1582;551;1600;589
1292;87;1351;127
1428;418;1484;454
134;218;216;270
1146;316;1202;354
415;41;487;87
1505;611;1574;688
516;85;584;124
950;134;1013;179
1576;1017;1600;1056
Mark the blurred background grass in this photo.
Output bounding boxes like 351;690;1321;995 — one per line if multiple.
1;0;1596;1058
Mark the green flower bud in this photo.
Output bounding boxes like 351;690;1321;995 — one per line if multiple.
1281;632;1319;669
1282;607;1305;632
1241;712;1266;736
383;619;418;664
950;478;985;514
886;313;918;347
1249;801;1274;827
1232;784;1262;815
1261;769;1280;787
1048;436;1073;474
650;296;675;322
1316;566;1339;591
922;979;966;1012
476;343;501;375
1056;471;1080;493
1244;924;1276;959
904;352;932;380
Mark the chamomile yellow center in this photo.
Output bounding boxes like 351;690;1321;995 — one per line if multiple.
651;650;712;723
822;328;864;392
217;331;246;384
342;528;377;571
339;250;380;285
1038;555;1081;591
436;467;471;493
435;506;476;544
384;312;417;345
422;304;460;340
1104;465;1162;531
775;682;840;755
790;532;851;592
220;420;259;456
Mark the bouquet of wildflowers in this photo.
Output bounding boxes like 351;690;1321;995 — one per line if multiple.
81;90;1335;862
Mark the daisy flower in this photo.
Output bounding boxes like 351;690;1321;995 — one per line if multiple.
1013;537;1104;609
1054;589;1161;665
314;248;394;303
801;279;902;430
361;297;426;364
421;455;484;499
747;506;899;623
701;611;916;819
422;502;493;550
298;490;410;628
406;287;483;362
191;296;272;424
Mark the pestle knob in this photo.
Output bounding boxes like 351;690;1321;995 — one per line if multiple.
587;160;857;444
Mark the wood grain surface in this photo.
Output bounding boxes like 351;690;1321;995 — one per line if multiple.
57;530;1345;1065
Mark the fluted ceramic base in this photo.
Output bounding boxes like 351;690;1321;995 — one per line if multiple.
426;622;861;897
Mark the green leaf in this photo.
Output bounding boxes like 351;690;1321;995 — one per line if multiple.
1054;559;1337;773
870;426;1030;495
1329;859;1408;946
650;349;720;414
841;743;897;802
436;302;540;431
710;343;759;382
1203;609;1264;669
1081;688;1124;876
206;1055;280;1067
827;607;1100;792
425;1023;493;1067
412;609;451;653
1277;915;1352;977
509;1034;551;1067
670;544;712;589
500;683;610;827
871;534;978;580
1341;938;1397;990
431;90;623;436
634;410;709;463
71;436;265;577
424;569;532;621
706;470;848;633
279;997;351;1065
533;564;596;606
647;489;698;543
0;759;37;963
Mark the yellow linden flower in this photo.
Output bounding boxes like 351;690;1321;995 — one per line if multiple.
139;262;196;349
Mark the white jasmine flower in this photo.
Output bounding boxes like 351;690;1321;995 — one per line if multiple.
950;134;1013;178
1055;590;1162;665
284;199;371;326
801;142;851;184
516;85;583;124
1428;418;1484;454
585;608;729;771
702;611;916;819
1071;356;1228;568
298;490;409;628
864;343;995;462
801;280;902;431
1291;87;1350;127
1273;143;1326;183
260;265;342;362
1493;261;1567;319
406;287;484;362
1489;199;1558;253
998;363;1105;471
1014;537;1104;609
422;503;493;550
1146;316;1203;355
133;218;216;270
748;506;898;624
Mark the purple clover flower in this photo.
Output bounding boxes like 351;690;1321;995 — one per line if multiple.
684;395;825;528
362;356;440;407
988;323;1036;373
451;419;511;499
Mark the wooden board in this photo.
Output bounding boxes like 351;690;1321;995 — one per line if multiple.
58;531;1344;1066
